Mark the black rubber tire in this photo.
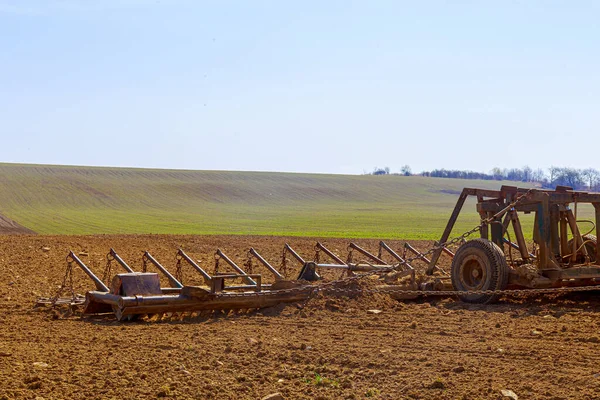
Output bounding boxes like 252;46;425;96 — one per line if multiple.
451;238;509;304
567;234;597;263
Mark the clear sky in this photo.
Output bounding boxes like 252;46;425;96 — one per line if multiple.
1;1;598;175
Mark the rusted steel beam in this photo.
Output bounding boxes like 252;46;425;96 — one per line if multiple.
86;292;122;306
536;196;556;270
283;244;306;265
477;202;503;213
461;188;502;198
550;204;560;258
67;251;109;292
509;210;529;261
565;209;587;263
142;252;183;289
249;248;284;280
379;241;414;270
595;204;600;265
404;242;432;264
553;266;600;280
348;242;387;265
316;242;346;265
215;249;256;285
108;249;135;273
477;194;488;240
222;284;272;291
429;188;469;274
441;247;455;258
512;190;600;206
211;274;262;293
85;287;314;321
161;287;182;294
560;211;569;258
503;238;536;259
313;262;394;272
177;249;212;283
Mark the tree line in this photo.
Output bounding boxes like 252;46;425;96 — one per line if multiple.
368;166;600;191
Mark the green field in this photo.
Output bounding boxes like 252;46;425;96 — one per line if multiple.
0;163;590;239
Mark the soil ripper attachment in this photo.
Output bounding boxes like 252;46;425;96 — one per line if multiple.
38;185;600;321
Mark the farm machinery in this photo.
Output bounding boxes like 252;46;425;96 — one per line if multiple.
38;185;600;321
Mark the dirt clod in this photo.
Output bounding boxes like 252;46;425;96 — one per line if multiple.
501;389;518;399
261;393;284;400
428;379;445;389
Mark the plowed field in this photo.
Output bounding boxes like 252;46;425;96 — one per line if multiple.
0;215;34;235
2;235;600;400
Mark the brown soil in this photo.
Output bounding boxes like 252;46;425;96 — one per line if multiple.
0;214;35;235
2;235;600;400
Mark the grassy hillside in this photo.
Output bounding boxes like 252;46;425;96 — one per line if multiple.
0;163;569;239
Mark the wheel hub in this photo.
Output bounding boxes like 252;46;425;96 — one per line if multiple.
461;255;486;289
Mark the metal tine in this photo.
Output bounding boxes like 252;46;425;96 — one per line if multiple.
378;241;414;270
215;249;257;285
441;247;455;258
403;242;432;264
315;242;346;265
177;249;212;283
108;249;135;273
282;243;321;280
143;251;183;288
283;243;305;264
404;243;449;276
249;248;284;280
347;242;387;265
68;251;110;292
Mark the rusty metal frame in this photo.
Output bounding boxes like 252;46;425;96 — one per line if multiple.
429;185;600;282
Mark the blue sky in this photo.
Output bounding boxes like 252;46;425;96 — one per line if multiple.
1;1;598;174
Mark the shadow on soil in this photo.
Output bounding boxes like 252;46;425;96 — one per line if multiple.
35;291;600;325
434;290;600;316
77;302;294;325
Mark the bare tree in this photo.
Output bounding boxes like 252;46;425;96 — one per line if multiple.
490;167;504;180
553;168;583;188
522;166;532;182
582;168;600;191
531;168;546;183
549;166;560;185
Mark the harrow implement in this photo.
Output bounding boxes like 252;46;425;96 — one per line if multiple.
38;241;449;321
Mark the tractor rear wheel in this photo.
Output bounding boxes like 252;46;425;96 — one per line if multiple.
451;238;509;304
567;234;597;263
